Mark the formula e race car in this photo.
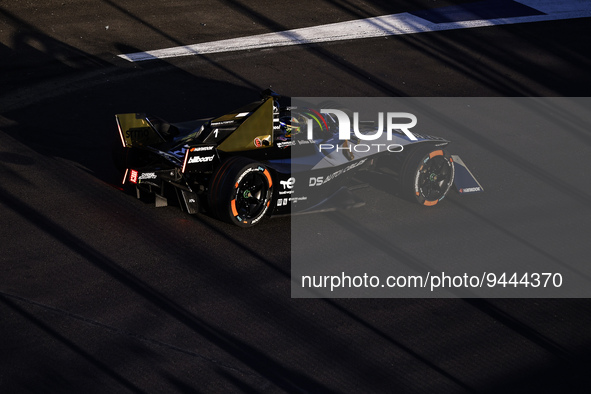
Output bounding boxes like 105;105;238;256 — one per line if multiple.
113;90;482;227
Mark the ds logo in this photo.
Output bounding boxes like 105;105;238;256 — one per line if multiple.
309;177;324;187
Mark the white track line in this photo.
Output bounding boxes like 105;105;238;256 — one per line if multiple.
119;1;591;62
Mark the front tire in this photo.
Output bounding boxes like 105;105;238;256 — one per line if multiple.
208;157;274;227
400;145;455;206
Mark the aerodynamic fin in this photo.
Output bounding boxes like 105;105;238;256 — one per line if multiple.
216;97;274;152
451;155;483;194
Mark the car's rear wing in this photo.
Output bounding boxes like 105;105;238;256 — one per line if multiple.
116;113;167;148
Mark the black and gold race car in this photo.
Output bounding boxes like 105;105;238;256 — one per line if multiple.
114;90;482;227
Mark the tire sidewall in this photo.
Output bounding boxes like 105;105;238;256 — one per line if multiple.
210;157;274;227
403;145;454;206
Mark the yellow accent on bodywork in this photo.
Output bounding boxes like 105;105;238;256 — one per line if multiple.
217;98;274;152
116;113;164;148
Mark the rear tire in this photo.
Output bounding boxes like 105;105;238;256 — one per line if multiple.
400;145;454;206
208;157;274;227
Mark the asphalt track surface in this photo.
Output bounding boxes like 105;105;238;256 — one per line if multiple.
1;0;591;393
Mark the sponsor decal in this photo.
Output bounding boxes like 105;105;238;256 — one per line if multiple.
460;187;481;193
125;128;150;140
139;172;157;180
280;177;296;189
129;169;139;184
188;155;215;164
210;120;235;126
277;196;306;207
254;137;263;147
309;159;367;187
190;146;214;152
277;141;295;149
279;177;295;194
